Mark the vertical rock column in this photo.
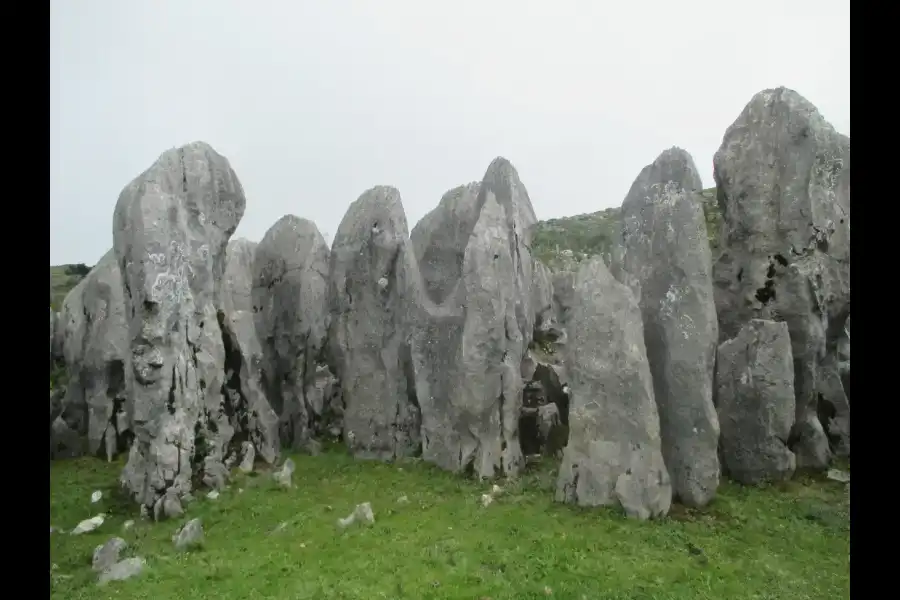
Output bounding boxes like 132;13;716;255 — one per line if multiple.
114;142;246;511
621;147;720;507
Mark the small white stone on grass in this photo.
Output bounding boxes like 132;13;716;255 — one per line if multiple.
92;537;128;572
397;495;409;504
123;520;135;531
90;490;103;504
337;502;375;528
207;490;220;500
71;514;106;535
481;494;493;508
172;518;204;551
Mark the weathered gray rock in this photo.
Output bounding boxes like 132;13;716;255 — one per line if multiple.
221;238;257;315
92;537;128;572
712;88;850;470
172;518;204;550
555;258;671;520
409;159;537;478
152;489;184;521
49;308;57;366
621;147;720;507
52;250;131;460
219;310;280;465
532;259;563;344
97;557;146;586
327;186;421;460
113;142;246;509
716;320;797;484
411;182;482;305
817;346;851;458
238;440;256;473
273;457;295;488
253;216;331;448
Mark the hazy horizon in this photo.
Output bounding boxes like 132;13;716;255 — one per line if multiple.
50;0;849;266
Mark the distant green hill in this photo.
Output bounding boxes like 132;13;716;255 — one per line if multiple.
49;263;91;310
531;187;722;271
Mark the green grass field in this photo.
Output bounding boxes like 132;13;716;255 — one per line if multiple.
50;450;850;600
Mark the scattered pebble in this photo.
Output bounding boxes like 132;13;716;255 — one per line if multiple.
123;520;135;531
71;514;106;535
90;490;103;504
481;494;494;508
491;484;503;496
238;488;244;494
299;542;306;549
397;495;409;504
207;490;220;500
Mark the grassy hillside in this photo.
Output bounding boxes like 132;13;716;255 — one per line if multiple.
532;188;723;271
50;450;849;600
50;264;91;310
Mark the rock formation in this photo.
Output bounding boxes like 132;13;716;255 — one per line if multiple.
252;216;331;448
555;257;671;520
408;158;537;478
113;142;246;511
221;238;257;315
327;186;420;460
621;148;720;507
716;320;796;484
712;87;850;470
411;182;482;305
51;250;131;460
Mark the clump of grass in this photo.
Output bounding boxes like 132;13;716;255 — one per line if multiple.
50;451;849;600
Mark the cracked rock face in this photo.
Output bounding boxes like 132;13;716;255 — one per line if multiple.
712;87;850;470
113;141;246;508
219;310;280;465
221;238;257;315
252;215;331;448
52;250;131;460
555;257;671;521
327;186;420;460
716;319;796;485
621;147;720;508
408;158;537;479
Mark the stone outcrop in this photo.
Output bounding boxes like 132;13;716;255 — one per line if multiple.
410;182;482;305
221;238;257;315
408;158;537;478
716;320;796;484
621;148;720;507
327;186;420;460
712;87;850;470
51;250;131;460
113;142;246;511
252;215;331;448
555;257;671;520
219;310;280;465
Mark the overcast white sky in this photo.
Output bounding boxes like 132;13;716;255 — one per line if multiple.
50;0;850;265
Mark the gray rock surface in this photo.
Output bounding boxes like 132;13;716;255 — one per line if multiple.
253;216;331;448
220;310;280;465
555;258;671;520
408;158;537;478
221;238;257;315
273;457;295;488
113;142;246;509
712;88;850;470
327;186;421;460
621;147;720;507
172;518;204;550
52;250;131;460
411;182;482;305
817;349;850;458
97;557;146;586
716;320;797;484
92;537;128;572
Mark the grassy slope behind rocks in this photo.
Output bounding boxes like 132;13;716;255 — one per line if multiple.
51;449;849;600
531;188;722;271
